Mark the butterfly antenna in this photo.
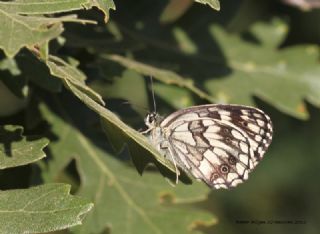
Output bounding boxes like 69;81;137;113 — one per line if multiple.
150;76;157;113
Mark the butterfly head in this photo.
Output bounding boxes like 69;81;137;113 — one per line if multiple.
144;112;161;128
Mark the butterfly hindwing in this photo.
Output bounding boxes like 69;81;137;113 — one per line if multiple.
157;104;273;189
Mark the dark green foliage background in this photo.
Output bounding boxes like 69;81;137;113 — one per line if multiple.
1;0;320;233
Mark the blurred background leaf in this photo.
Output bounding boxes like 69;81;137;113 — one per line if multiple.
205;19;320;119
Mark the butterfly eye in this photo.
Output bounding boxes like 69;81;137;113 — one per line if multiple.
147;113;156;123
220;164;229;174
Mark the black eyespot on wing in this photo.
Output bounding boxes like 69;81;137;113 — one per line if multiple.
228;156;237;165
220;164;229;174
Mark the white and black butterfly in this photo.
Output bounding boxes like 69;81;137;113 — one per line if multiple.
144;104;273;189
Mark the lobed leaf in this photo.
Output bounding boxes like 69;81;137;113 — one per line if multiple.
0;0;115;57
205;19;320;119
0;125;48;169
39;100;216;234
0;184;93;233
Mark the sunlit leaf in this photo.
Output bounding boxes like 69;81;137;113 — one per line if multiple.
194;0;220;11
83;0;116;22
0;184;93;234
0;0;107;57
0;125;48;169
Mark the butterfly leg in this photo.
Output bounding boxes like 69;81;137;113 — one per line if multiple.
140;128;152;134
160;141;180;184
168;147;181;185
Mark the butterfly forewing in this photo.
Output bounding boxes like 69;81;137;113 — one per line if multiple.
147;104;273;189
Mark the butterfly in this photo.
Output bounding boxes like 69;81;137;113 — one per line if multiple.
143;104;273;189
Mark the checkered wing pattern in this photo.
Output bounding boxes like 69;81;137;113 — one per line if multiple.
154;104;273;189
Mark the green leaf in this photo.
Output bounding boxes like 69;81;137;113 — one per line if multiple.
65;80;177;175
0;14;91;58
194;0;220;11
0;0;114;20
83;0;116;23
160;0;193;24
0;81;28;116
0;14;60;58
205;19;320;119
90;69;149;114
39;100;216;234
103;16;320;119
0;125;48;169
227;0;272;33
0;70;27;99
0;57;20;75
0;0;99;58
43;55;177;176
90;69;149;119
16;53;62;92
64;2;320;119
0;183;93;234
153;83;195;109
106;54;216;103
0;0;90;14
46;55;105;106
